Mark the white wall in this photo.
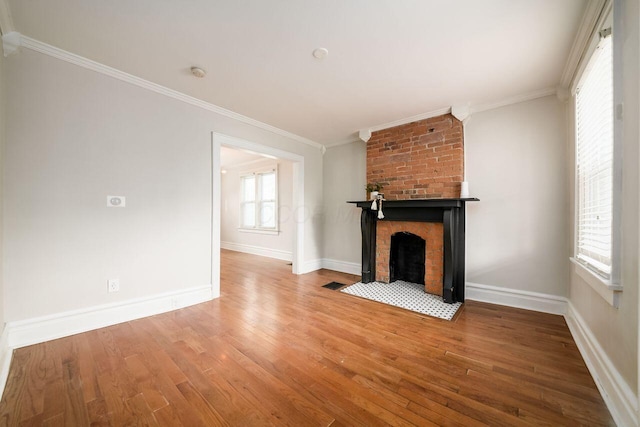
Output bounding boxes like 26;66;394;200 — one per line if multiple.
3;48;324;322
322;141;366;265
465;95;569;296
0;44;5;329
567;0;639;406
221;159;294;257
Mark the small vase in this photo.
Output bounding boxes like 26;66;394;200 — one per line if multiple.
370;191;379;200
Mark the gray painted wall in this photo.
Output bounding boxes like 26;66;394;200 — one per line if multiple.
0;45;5;330
3;48;324;322
322;141;366;264
465;95;569;296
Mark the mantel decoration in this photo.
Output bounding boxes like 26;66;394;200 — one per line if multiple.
371;194;384;219
366;182;385;200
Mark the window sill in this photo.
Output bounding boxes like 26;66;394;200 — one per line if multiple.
570;257;622;308
238;228;280;236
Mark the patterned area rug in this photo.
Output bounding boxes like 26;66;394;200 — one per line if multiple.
341;280;462;321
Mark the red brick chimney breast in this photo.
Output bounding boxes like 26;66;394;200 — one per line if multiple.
366;113;464;200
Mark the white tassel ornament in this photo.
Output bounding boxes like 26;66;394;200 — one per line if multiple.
377;198;384;219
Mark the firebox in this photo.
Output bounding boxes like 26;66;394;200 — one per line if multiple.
390;232;425;285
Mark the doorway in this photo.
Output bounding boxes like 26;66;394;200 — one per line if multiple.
210;132;305;298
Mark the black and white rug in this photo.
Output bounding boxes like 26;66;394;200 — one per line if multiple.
341;280;462;321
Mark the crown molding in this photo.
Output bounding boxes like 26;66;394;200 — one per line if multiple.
470;87;557;114
559;0;608;89
366;106;452;135
358;86;557;138
358;129;372;143
358;106;452;141
451;104;471;122
1;31;19;56
325;136;363;148
18;35;325;151
0;0;14;36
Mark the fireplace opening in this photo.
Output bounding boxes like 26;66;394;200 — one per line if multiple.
389;232;425;285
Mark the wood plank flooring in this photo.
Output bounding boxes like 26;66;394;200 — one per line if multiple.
0;250;614;425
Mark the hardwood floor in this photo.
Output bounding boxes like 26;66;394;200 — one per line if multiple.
0;250;614;426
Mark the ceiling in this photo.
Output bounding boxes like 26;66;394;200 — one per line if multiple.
220;146;275;169
6;0;587;146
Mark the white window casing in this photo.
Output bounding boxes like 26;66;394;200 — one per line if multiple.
239;165;279;233
575;33;613;279
571;2;622;307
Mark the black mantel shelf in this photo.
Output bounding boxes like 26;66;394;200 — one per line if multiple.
348;198;480;208
348;197;479;304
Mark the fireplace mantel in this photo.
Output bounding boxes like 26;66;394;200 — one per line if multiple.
348;198;479;303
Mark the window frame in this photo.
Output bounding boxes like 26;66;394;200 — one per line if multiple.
570;3;622;306
239;164;279;234
574;30;614;279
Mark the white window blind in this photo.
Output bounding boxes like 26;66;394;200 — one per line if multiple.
240;169;278;230
575;33;613;278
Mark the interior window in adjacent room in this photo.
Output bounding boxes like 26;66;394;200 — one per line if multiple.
240;166;278;231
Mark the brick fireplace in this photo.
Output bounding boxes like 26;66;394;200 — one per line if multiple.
349;113;476;303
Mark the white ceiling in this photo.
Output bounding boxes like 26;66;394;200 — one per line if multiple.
6;0;587;146
220;146;274;169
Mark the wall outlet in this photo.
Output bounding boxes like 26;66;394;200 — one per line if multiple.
107;279;120;293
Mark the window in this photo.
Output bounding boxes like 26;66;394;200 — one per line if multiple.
575;29;614;280
240;167;278;231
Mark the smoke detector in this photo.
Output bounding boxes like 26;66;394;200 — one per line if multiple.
312;48;328;60
190;67;207;78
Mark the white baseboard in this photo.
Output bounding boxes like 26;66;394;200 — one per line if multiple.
465;282;568;315
565;303;638;427
321;258;361;276
7;284;214;350
300;258;323;274
0;325;11;400
221;241;292;262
